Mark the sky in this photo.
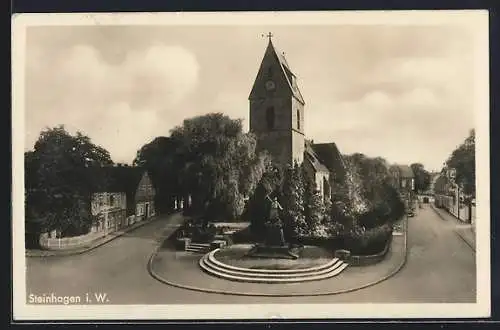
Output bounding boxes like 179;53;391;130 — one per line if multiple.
24;22;478;171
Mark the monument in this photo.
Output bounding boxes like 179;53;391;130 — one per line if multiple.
246;195;302;259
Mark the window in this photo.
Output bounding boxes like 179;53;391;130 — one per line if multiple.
266;106;275;129
109;195;115;206
267;66;273;76
296;109;300;130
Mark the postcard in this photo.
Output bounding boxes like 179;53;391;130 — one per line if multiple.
12;10;490;320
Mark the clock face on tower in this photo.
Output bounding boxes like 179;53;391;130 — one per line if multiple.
265;80;276;91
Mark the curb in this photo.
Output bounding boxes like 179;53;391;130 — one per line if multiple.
26;215;165;258
147;217;409;297
429;206;475;253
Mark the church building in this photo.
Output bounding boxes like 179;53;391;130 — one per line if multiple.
249;36;347;200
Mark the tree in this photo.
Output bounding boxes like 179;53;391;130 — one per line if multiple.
133;136;181;214
281;163;307;240
410;163;431;193
301;169;327;237
25;125;113;236
446;129;475;196
166;113;271;220
343;153;404;229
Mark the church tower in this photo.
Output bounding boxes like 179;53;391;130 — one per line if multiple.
249;35;305;166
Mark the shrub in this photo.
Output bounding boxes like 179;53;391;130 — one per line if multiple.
296;235;343;251
344;224;392;255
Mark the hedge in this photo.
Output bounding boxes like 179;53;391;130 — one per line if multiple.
343;224;393;255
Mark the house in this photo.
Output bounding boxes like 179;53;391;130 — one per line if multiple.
389;165;415;192
388;165;415;209
90;165;156;233
248;36;347;200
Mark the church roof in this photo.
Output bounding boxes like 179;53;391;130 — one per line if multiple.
267;40;305;104
310;142;348;183
273;44;305;104
304;141;330;174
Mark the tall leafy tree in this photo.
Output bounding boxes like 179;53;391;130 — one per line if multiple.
446;129;475;196
302;170;326;236
167;113;271;220
343;153;404;228
281;163;307;240
410;163;431;193
26;125;113;236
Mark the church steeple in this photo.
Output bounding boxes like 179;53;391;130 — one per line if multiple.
249;34;304;104
249;35;305;166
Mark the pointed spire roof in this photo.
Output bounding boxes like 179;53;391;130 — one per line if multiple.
251;39;305;104
269;39;305;104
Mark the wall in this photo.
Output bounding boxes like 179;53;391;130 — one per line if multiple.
91;192;127;216
135;172;156;202
40;230;106;250
136;201;155;219
315;171;330;197
291;97;305;164
91;192;128;233
255;130;292;165
434;194;475;223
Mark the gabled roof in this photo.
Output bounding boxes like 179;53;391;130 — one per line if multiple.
91;165;146;199
311;142;347;182
434;175;449;193
304;143;330;173
392;165;414;178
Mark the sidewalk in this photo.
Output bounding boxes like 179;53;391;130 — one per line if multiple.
430;205;476;252
26;215;167;257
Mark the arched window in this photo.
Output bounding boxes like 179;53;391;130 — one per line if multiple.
268;66;273;76
296;109;301;130
266;107;275;129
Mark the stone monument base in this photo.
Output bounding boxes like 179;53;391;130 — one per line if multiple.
245;243;302;260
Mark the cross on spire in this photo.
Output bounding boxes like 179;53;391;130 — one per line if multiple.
262;32;274;42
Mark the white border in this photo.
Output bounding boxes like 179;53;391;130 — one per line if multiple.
12;10;490;320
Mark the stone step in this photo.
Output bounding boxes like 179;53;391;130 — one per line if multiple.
198;249;349;283
186;246;210;253
199;257;349;283
207;250;340;274
200;254;346;279
188;242;211;248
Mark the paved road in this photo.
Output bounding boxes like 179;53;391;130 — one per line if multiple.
25;204;475;305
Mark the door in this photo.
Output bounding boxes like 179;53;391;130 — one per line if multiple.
145;203;149;219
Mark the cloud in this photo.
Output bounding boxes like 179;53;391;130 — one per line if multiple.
25;43;200;163
24;24;478;171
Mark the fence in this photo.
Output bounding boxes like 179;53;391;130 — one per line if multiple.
434;194;476;223
39;231;107;250
39;214;142;251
